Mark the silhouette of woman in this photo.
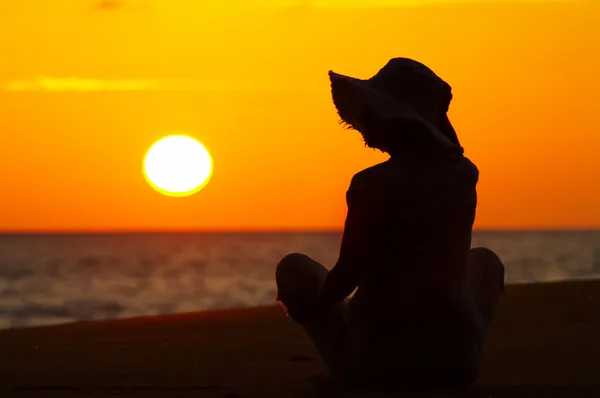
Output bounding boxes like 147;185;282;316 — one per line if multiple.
275;58;505;392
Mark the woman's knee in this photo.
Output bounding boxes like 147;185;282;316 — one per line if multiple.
275;252;311;280
275;253;325;305
469;247;504;271
468;247;505;293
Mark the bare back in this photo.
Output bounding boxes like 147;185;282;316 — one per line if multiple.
339;154;482;376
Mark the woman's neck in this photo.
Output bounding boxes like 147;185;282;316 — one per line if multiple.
389;152;434;167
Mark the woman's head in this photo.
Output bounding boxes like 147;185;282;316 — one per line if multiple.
347;111;448;159
329;58;463;158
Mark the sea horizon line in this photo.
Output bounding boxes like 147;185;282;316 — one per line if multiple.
1;228;599;236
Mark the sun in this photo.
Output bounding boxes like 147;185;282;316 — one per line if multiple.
143;135;213;197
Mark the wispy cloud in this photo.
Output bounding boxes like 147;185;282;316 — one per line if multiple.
287;0;584;6
202;0;586;7
84;0;584;13
79;0;587;14
3;77;300;92
5;77;157;92
92;0;125;11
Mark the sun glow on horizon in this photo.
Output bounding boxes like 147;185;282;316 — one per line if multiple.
143;135;213;197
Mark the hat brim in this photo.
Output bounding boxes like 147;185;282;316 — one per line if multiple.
329;70;460;151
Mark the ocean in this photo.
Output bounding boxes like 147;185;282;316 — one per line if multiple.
1;231;599;329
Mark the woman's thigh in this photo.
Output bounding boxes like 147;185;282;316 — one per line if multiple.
466;247;505;333
275;253;349;372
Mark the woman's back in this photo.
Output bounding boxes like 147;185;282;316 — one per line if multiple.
341;154;483;382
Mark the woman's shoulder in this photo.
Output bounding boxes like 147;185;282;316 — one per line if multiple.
349;160;399;189
349;155;478;180
452;155;479;184
347;160;412;201
455;154;478;170
348;155;479;195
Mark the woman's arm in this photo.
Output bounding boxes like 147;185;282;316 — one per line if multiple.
319;179;370;304
318;238;362;303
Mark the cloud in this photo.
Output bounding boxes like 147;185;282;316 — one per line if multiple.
3;77;301;92
287;0;583;6
5;77;157;92
82;0;585;13
92;0;125;11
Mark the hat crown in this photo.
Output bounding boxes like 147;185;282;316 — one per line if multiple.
328;57;462;153
368;58;452;112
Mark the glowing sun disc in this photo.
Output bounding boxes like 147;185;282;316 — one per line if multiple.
143;135;213;197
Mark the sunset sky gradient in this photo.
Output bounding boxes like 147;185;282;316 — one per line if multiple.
0;0;598;232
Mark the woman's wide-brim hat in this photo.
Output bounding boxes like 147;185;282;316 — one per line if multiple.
329;57;462;151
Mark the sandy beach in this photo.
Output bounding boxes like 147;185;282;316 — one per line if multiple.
2;280;600;397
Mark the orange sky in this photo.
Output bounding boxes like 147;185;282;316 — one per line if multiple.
0;0;599;232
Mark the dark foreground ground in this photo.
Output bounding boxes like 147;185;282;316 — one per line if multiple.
1;280;600;397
